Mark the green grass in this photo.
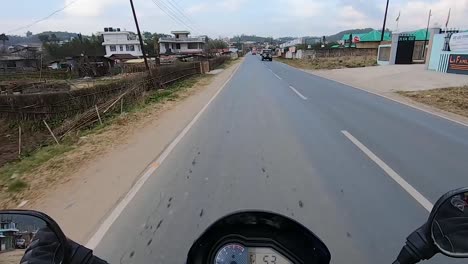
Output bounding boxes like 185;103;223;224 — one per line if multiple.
0;144;74;192
8;179;28;192
276;57;377;70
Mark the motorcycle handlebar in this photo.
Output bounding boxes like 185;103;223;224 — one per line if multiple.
68;239;108;264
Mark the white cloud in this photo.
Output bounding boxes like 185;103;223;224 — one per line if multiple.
281;0;324;17
337;5;375;28
64;0;123;17
3;0;467;38
391;0;468;31
186;3;210;14
218;0;247;11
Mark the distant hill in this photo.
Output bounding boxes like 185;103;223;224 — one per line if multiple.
326;28;375;42
231;34;272;43
5;31;80;45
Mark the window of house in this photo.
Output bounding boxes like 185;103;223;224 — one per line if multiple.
126;45;135;51
110;45;116;52
137;45;141;51
120;45;124;51
165;43;169;49
188;43;198;49
176;43;181;49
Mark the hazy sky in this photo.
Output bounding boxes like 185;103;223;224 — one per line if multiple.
1;0;466;38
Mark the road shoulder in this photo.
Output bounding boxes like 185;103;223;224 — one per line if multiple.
26;59;243;243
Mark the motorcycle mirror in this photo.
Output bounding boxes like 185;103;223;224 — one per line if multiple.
0;210;69;263
428;187;468;258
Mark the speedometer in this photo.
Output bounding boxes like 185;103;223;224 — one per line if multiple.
215;243;248;264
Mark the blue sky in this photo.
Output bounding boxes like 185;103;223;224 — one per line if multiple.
1;0;466;38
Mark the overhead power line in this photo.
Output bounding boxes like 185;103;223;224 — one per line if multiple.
151;0;197;33
163;0;219;37
8;0;81;34
163;0;195;25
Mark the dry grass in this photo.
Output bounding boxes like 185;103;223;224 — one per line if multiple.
0;74;213;208
397;86;468;118
276;56;377;70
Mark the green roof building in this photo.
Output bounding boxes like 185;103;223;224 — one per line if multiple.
402;29;430;41
342;30;391;42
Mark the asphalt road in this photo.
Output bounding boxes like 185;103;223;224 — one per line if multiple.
94;55;468;263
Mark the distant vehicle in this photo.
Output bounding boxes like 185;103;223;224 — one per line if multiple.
16;238;26;249
261;49;273;61
251;48;257;55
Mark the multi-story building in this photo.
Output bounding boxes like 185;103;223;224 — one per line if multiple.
99;27;143;58
159;31;207;55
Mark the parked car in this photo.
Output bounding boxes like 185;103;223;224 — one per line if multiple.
16;238;26;249
261;49;273;61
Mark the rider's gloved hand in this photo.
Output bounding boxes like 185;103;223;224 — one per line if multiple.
20;227;62;264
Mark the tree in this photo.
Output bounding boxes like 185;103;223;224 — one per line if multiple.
26;31;33;37
43;34;105;59
206;39;228;50
38;34;50;43
0;33;9;53
50;33;60;43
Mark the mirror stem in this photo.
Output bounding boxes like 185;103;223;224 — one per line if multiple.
395;224;437;264
393;245;420;264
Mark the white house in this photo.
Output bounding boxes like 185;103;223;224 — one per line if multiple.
99;27;143;58
159;31;207;55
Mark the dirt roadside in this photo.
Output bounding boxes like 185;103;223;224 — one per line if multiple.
0;250;25;264
16;59;242;244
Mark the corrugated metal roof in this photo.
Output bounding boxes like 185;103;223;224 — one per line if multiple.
402;29;430;41
341;33;366;40
342;30;391;42
359;30;391;41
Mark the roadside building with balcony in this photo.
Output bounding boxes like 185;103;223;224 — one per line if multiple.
0;220;19;252
159;31;207;55
99;27;143;60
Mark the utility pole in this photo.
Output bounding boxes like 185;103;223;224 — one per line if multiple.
129;0;151;75
381;0;390;41
422;9;432;59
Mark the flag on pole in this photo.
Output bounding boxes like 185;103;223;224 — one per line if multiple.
396;11;401;22
445;8;451;28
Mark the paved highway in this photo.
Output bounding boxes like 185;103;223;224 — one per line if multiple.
93;55;468;263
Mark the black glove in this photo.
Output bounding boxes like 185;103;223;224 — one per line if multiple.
20;227;108;264
20;227;63;264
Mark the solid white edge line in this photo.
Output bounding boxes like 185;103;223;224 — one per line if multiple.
289;86;308;100
341;130;433;212
281;62;468;128
85;63;242;250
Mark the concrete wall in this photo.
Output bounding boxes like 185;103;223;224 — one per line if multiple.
377;45;391;65
300;48;377;60
428;34;446;70
356;42;380;49
105;44;142;57
160;42;204;54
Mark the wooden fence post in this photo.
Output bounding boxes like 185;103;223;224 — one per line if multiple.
95;105;103;125
120;99;124;115
18;125;22;158
43;120;60;145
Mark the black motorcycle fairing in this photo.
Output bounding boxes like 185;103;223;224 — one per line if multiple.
186;211;331;264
